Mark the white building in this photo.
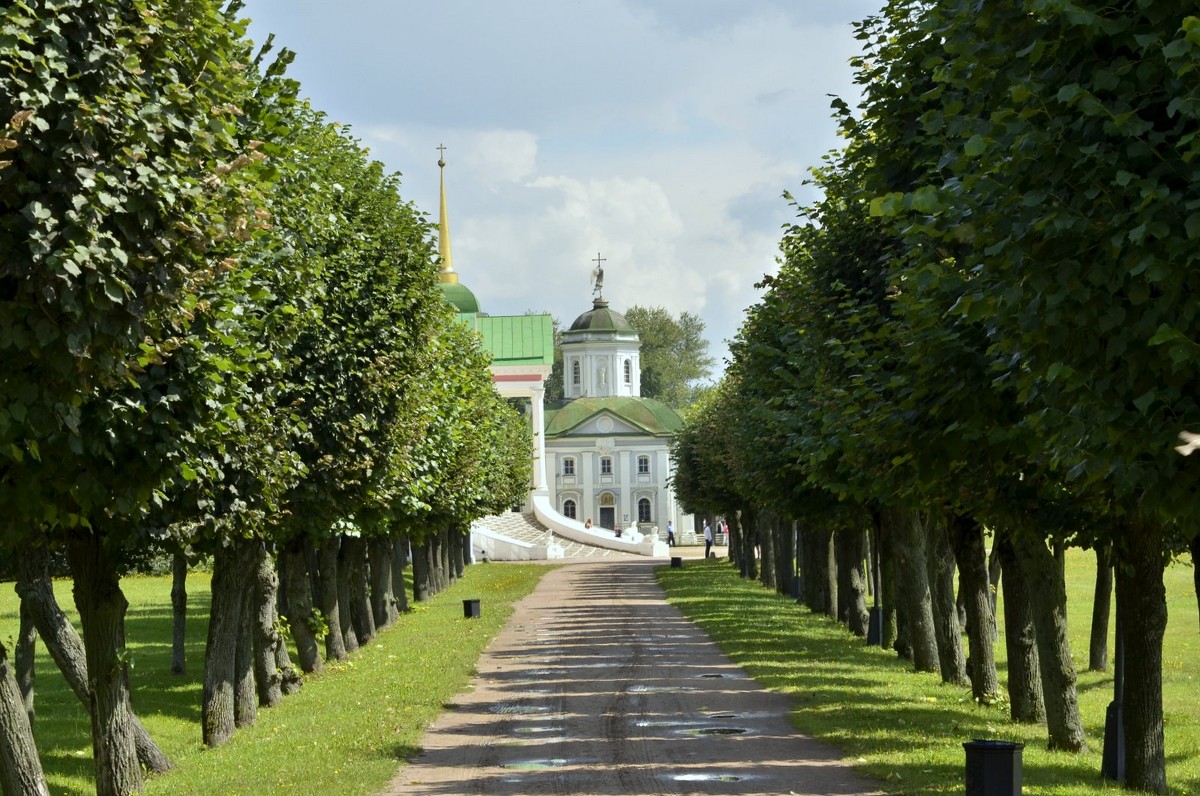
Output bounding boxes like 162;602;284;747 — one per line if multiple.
546;296;691;536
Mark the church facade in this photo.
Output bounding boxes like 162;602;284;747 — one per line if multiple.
545;297;688;534
434;151;686;556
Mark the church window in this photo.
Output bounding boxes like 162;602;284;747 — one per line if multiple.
624;359;632;383
572;360;580;385
562;457;575;476
637;455;650;474
638;498;652;522
600;456;613;475
563;499;577;519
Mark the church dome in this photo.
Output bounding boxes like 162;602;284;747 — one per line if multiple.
440;281;481;314
568;298;634;333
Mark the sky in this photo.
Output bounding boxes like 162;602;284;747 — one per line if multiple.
242;0;883;372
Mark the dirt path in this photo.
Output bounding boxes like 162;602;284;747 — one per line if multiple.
381;557;885;795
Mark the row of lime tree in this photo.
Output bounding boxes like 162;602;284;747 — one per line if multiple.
0;3;531;795
672;3;1199;794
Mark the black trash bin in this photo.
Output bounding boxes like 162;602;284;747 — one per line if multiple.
463;599;481;619
964;740;1023;796
670;556;683;569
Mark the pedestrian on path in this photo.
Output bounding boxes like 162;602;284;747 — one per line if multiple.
666;520;675;546
704;520;713;558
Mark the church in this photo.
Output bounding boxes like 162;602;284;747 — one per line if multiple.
433;153;689;558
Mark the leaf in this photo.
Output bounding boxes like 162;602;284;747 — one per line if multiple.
1185;212;1200;240
1132;390;1155;414
963;134;987;157
1147;324;1184;346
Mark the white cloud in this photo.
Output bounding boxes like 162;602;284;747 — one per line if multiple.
244;0;881;371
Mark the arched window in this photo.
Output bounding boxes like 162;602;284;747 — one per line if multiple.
638;497;652;523
624;358;632;383
637;455;650;474
563;499;577;519
571;360;581;385
600;456;613;475
562;457;575;476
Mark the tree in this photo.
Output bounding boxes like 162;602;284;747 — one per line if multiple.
1;2;289;790
625;306;714;407
862;3;1200;789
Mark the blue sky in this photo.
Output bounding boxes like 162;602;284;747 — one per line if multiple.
242;0;883;370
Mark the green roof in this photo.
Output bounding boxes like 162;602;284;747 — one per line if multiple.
567;298;635;334
474;314;554;366
544;396;683;438
440;282;481;314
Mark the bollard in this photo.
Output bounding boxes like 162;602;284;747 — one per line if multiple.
866;606;883;646
463;599;481;619
670;556;683;569
964;740;1023;796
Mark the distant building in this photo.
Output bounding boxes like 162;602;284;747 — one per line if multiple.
435;153;680;557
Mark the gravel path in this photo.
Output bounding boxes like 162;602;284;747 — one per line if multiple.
381;557;885;795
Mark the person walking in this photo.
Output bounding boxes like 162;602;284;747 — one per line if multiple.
703;520;714;559
666;520;675;547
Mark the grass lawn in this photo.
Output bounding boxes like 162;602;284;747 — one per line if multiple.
658;548;1200;795
0;562;549;796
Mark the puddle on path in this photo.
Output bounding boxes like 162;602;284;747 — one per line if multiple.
513;725;564;734
680;727;750;737
629;684;697;694
673;773;748;783
697;673;735;679
489;703;552;715
501;758;569;771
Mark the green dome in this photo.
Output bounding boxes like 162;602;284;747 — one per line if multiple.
568;298;633;333
440;281;480;314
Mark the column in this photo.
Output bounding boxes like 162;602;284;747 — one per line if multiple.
531;386;548;494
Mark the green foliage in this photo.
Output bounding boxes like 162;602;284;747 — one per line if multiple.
624;305;715;408
0;0;279;538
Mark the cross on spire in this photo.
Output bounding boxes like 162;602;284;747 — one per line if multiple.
437;143;447;166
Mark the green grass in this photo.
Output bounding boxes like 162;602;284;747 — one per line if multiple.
658;550;1200;795
0;563;549;796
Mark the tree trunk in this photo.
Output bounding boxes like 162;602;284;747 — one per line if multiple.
802;525;837;618
252;544;286;708
725;513;741;571
987;540;1002;639
949;514;999;701
16;545;170;773
281;537;323;675
878;518;899;651
233;562;256;730
316;536;347;662
740;508;759;580
1117;516;1168;793
336;536;360;654
16;600;36;728
370;537;400;625
391;536;410;614
170;551;188;675
65;533;143;796
1008;529;1086;752
777;518;795;596
203;538;259;747
411;540;431;604
836;526;869;637
1089;543;1112;672
1189;534;1199;634
0;641;49;796
926;515;968;686
995;530;1044;723
759;514;777;591
890;509;939;673
342;536;375;644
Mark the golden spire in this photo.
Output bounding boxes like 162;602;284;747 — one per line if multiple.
437;143;458;285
